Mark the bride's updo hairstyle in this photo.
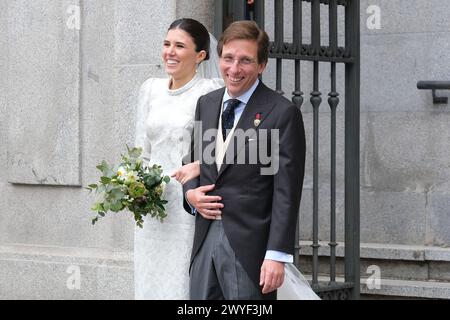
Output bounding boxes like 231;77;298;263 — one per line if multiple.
168;18;210;62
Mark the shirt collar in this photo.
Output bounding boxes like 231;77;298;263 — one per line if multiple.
223;79;260;105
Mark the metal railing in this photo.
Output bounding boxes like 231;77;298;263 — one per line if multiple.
215;0;360;300
417;81;450;104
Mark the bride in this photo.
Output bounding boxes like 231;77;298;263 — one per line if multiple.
134;18;222;299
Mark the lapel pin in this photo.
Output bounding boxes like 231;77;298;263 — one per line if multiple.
254;113;262;127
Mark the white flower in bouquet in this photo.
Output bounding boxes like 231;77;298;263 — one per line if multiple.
87;146;171;228
125;170;140;183
117;166;127;181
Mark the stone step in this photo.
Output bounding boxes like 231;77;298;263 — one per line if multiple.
298;241;450;299
359;277;450;299
298;241;450;262
298;241;450;282
309;275;450;299
0;244;133;299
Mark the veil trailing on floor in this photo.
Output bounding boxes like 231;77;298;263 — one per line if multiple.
278;263;321;300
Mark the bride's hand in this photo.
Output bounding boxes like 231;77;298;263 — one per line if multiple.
171;161;200;184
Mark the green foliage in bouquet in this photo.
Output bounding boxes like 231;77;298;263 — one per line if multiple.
87;146;170;228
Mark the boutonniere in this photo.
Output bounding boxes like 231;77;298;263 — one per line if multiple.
254;113;262;127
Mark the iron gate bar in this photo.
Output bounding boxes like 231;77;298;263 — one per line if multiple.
214;0;224;38
328;0;339;285
310;0;322;286
274;0;284;95
292;0;304;108
232;0;246;20
344;0;360;300
253;0;265;29
292;0;304;269
269;44;353;62
303;0;348;5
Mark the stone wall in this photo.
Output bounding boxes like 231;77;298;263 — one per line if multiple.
261;0;450;248
1;0;449;299
261;0;450;299
0;0;215;299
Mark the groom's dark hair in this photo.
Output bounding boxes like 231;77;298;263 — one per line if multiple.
168;18;210;61
217;20;269;65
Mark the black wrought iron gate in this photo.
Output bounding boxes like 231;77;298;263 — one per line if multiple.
215;0;360;300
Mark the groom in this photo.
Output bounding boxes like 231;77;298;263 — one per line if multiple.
183;20;306;300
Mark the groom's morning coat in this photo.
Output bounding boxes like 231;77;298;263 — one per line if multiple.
183;82;306;288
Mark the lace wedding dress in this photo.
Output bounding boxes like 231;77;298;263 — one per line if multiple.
134;74;222;299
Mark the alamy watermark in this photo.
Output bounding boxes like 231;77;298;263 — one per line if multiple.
189;122;281;176
366;5;381;30
66;265;81;290
66;5;80;30
366;265;381;290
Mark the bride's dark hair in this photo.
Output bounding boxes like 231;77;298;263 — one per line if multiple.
168;18;210;61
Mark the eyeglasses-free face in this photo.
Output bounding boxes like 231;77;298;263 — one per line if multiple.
219;39;266;98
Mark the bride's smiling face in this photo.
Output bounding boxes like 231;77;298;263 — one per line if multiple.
162;28;205;81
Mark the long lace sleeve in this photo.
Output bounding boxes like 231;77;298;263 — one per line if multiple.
134;78;154;166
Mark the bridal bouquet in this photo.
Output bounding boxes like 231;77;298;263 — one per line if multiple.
87;146;170;228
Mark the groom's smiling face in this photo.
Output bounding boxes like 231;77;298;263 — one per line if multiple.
220;39;266;98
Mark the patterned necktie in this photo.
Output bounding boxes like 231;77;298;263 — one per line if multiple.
221;99;241;141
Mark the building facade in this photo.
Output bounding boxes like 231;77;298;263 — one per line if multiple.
0;0;449;299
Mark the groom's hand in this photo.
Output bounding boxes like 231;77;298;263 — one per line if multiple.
259;260;285;294
186;184;223;220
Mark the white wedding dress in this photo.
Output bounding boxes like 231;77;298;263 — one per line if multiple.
134;74;222;299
